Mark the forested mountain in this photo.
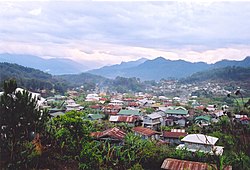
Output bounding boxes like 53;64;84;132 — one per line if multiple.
0;62;68;93
181;66;250;83
0;53;89;75
88;56;250;80
0;63;146;93
88;58;148;78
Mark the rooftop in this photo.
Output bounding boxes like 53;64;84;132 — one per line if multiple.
118;109;141;116
181;134;218;145
90;127;126;140
161;158;232;170
162;131;187;138
132;126;160;136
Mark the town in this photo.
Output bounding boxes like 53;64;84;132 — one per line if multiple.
1;78;249;169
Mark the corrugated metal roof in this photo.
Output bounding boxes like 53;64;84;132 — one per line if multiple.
109;115;139;123
162;132;187;138
146;112;162;119
132;127;160;136
165;109;188;115
161;158;232;170
90;127;126;140
118;109;141;116
181;134;218;145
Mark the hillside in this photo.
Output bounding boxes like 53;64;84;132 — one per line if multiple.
181;66;250;83
88;58;147;78
88;56;250;80
0;53;89;75
0;62;59;92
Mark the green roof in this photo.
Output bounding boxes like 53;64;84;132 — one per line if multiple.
118;109;141;116
194;115;211;122
165;109;188;115
88;114;104;120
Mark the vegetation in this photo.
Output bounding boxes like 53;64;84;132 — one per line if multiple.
181;66;250;83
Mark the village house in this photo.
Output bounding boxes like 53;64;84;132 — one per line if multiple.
109;115;142;126
90;127;126;144
65;99;83;111
143;112;164;130
117;109;141;116
165;109;189;118
161;158;232;170
162;129;187;145
103;105;122;115
176;134;224;155
194;115;211;126
132;127;161;140
85;93;100;102
87;114;104;121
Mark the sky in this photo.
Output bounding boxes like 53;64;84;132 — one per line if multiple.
1;1;250;68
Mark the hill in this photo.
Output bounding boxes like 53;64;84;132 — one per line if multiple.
88;58;147;78
88;56;250;80
0;53;89;75
0;62;61;93
181;66;250;83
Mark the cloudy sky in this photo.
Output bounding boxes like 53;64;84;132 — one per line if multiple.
1;1;250;68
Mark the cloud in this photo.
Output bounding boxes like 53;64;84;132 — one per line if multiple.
0;1;250;68
29;7;42;16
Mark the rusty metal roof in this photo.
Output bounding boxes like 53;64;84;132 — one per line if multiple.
162;132;187;138
132;126;160;136
161;158;232;170
90;127;126;140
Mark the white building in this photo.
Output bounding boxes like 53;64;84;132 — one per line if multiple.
177;134;223;155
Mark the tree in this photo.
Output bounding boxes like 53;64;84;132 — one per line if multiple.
0;79;49;168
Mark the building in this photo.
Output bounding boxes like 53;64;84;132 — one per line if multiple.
109;115;142;126
90;127;126;144
162;131;187;145
132;126;161;140
161;158;232;170
176;134;223;155
143;112;164;130
117;109;141;116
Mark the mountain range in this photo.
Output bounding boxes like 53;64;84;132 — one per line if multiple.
0;53;89;75
88;56;250;80
1;53;250;80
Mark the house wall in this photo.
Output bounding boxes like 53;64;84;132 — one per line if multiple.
185;142;212;152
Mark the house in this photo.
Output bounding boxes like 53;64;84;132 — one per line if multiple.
103;105;121;115
65;99;83;111
110;99;124;106
90;127;126;144
143;112;164;130
161;158;232;170
165;109;189;118
117;109;141;116
176;134;223;155
85;93;100;102
87;114;104;121
109;115;142;126
132;126;161;140
162;131;187;145
89;104;103;110
194;115;211;126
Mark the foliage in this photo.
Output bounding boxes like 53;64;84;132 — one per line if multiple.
0;79;49;168
0;63;68;94
48;110;93;158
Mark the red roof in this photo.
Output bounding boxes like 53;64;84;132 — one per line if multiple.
114;116;140;123
90;105;102;109
128;102;139;107
240;116;250;121
161;158;232;170
162;132;187;138
132;127;160;136
90;127;126;140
